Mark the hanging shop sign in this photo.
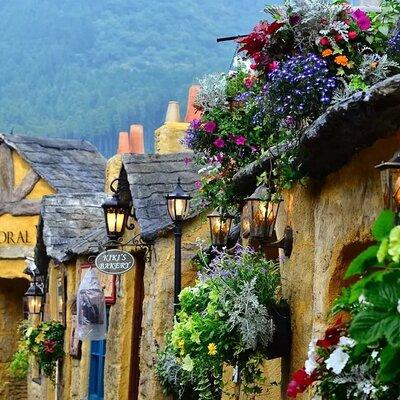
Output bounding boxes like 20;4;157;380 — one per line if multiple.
95;249;135;275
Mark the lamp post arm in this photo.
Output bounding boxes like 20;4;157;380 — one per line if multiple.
173;221;183;316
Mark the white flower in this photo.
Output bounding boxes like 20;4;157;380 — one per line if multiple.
305;339;318;375
339;336;356;348
371;350;379;360
361;382;376;395
325;347;350;374
359;294;367;303
397;299;400;314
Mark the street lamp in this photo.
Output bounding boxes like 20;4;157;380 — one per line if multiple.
166;178;192;315
207;210;233;248
102;178;135;240
376;151;400;214
24;278;44;315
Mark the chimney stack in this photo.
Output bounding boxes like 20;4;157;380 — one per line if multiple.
165;101;181;123
117;132;130;154
185;85;202;122
129;124;145;154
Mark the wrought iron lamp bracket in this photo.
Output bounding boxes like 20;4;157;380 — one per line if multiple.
100;234;155;264
264;226;293;258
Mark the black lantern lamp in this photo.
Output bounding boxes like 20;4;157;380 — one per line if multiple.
166;178;192;315
245;185;280;240
102;178;135;240
376;151;400;214
207;209;233;248
166;178;192;222
24;278;44;315
245;185;293;258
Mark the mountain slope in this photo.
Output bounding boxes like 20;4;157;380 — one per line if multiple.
0;0;276;155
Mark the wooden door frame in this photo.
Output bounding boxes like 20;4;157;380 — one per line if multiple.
128;253;146;399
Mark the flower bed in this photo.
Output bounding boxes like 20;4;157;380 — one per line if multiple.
155;246;289;399
184;0;400;212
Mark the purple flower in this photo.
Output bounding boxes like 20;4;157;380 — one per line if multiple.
191;118;202;130
234;136;247;146
195;181;202;189
351;9;371;31
213;137;225;148
184;156;191;166
204;121;217;134
289;14;301;26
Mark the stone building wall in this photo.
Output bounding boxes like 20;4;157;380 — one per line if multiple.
275;133;400;399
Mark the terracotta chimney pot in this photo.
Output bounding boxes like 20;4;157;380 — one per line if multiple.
165;101;181;123
129;124;145;154
185;85;202;122
117;132;130;154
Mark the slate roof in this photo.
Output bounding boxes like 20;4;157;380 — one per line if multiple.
40;193;107;262
0;133;106;192
122;153;201;242
233;74;400;197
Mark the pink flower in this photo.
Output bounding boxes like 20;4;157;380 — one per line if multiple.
244;77;254;88
216;153;224;163
213;137;225;148
267;61;279;72
194;181;202;190
352;9;371;31
319;37;330;46
234;136;246;146
184;156;191;166
204;121;217;134
348;30;358;40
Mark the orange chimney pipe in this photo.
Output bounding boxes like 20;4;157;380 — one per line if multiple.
117;132;130;154
129;124;145;154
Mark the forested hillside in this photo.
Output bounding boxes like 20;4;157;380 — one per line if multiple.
0;0;272;155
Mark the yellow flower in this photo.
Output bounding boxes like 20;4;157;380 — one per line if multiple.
208;343;217;356
178;339;185;349
334;55;349;67
322;49;333;57
35;331;45;344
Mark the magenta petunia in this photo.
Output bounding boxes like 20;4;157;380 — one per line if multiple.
351;9;371;31
204;121;217;134
194;181;202;190
235;136;247;146
184;156;191;166
213;137;225;148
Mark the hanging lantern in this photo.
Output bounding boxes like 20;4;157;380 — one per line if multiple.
102;178;134;240
376;151;400;213
166;178;192;222
245;185;281;240
24;280;44;315
207;210;233;247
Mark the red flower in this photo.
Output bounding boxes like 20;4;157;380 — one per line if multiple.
43;339;56;355
213;137;225;149
267;21;284;35
316;317;346;349
319;37;330;46
244;77;254;89
287;368;317;398
348;30;358;40
335;34;344;42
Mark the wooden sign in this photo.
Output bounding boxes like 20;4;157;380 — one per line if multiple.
95;250;135;275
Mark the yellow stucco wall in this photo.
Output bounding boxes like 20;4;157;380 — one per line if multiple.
154;122;190;154
275;133;400;399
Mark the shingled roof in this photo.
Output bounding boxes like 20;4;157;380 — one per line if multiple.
122;153;201;242
0;133;106;193
40;193;107;262
232;74;400;197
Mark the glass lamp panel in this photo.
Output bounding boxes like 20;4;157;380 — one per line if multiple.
106;208;125;235
27;294;42;314
209;215;232;246
167;198;189;221
391;170;400;211
380;169;400;212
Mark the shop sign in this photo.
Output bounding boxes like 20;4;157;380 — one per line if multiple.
95;250;135;275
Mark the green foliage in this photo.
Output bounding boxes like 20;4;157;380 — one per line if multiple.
372;210;396;240
10;320;64;383
344;245;380;278
156;247;282;399
9;348;29;380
